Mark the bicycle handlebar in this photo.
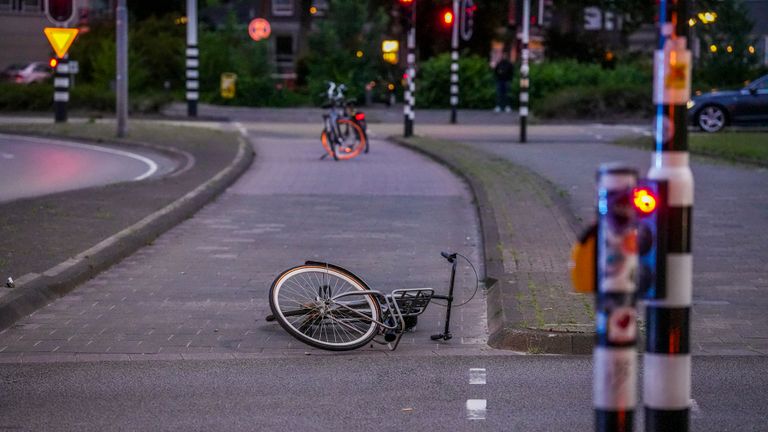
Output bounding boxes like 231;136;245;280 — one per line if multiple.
441;251;457;263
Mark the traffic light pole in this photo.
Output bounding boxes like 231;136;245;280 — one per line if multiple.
403;2;416;137
449;0;459;124
519;0;530;143
645;0;693;430
186;0;199;118
594;164;639;432
116;0;128;137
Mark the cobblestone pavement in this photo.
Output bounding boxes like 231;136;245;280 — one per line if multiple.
425;124;768;356
0;127;495;362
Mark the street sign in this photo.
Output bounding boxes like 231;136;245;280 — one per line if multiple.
248;18;271;42
381;40;399;64
68;60;79;74
43;27;79;58
220;73;237;99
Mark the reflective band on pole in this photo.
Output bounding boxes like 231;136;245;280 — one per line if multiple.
186;91;199;100
54;77;69;88
54;92;70;102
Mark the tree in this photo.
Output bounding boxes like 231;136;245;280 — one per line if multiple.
692;0;759;87
304;0;388;103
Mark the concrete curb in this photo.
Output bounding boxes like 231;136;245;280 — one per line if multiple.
389;135;593;354
0;129;255;331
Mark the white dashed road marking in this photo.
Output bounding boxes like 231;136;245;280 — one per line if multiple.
466;399;487;420
469;368;486;385
467;368;487;420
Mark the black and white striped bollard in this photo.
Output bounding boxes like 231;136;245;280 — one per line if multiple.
449;0;459;124
594;164;639;432
645;0;693;430
186;0;199;117
53;57;69;123
403;20;416;137
519;0;530;143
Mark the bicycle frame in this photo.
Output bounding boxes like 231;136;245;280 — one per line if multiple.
267;252;464;351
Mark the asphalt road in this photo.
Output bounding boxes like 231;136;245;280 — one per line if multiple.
1;355;766;431
0;134;178;203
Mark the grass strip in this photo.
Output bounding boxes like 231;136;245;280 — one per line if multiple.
615;132;768;166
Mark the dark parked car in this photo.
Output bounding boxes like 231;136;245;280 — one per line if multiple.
688;74;768;132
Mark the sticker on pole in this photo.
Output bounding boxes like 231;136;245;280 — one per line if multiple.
248;18;271;42
607;306;637;344
653;38;691;105
44;27;79;59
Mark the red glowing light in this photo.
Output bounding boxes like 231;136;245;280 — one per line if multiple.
633;188;657;214
49;58;58;68
443;11;454;25
354;113;365;121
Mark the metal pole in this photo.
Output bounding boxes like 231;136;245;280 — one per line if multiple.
449;0;459;124
116;0;128;137
519;0;530;143
53;55;69;123
645;0;693;430
186;0;199;117
403;1;416;137
594;164;639;432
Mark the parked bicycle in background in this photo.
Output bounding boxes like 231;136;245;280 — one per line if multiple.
320;82;368;161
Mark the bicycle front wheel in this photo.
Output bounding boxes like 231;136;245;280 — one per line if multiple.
269;264;381;351
333;119;366;160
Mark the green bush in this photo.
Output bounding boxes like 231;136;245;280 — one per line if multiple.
0;83;53;111
417;53;495;109
417;57;653;114
536;84;651;119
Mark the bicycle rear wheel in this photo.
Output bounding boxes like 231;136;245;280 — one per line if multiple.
333;119;366;160
269;264;381;351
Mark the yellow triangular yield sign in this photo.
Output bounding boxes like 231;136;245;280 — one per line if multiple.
43;27;79;58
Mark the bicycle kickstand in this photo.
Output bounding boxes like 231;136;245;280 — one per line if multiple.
431;251;457;341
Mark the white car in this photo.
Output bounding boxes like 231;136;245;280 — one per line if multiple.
3;62;52;84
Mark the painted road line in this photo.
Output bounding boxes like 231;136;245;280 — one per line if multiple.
469;368;486;385
1;134;159;181
1;152;14;159
466;399;487;420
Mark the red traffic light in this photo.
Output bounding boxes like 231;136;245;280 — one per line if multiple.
633;187;657;215
49;58;58;68
46;0;75;24
399;0;413;4
443;10;454;26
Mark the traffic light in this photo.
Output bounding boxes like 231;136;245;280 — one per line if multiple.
45;0;75;24
399;0;414;28
442;9;454;27
635;179;668;299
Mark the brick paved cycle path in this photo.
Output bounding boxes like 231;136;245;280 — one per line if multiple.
0;126;492;362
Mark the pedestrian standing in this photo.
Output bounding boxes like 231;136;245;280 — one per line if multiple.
493;52;513;113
